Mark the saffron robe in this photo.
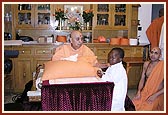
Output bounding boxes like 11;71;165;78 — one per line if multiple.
52;44;97;66
146;16;164;49
133;61;164;111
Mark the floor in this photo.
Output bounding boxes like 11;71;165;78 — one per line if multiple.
4;88;137;104
127;88;137;99
4;92;19;104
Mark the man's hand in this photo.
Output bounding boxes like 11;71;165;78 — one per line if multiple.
97;70;103;78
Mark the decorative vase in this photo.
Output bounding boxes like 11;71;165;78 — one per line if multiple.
86;22;90;30
56;35;67;43
55;20;59;30
59;18;62;30
84;22;89;30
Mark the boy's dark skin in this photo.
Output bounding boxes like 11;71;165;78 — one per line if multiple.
97;48;124;78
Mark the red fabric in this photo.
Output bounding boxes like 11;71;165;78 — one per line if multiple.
41;81;114;111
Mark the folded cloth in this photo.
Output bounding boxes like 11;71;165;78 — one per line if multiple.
49;76;103;85
60;54;78;62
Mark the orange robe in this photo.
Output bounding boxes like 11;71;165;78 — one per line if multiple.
133;61;164;111
52;44;97;66
146;16;164;49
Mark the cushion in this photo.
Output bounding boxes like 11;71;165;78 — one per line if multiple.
78;56;97;65
41;60;97;81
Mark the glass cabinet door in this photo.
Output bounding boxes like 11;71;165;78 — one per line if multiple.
97;4;109;25
93;4;111;28
16;4;34;28
112;4;128;28
93;4;128;29
15;4;53;29
34;4;53;29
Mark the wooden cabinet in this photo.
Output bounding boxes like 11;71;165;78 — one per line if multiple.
4;44;60;92
126;62;143;88
92;4;140;42
13;4;54;29
12;46;34;92
93;4;128;29
33;45;54;68
4;43;149;92
9;4;139;44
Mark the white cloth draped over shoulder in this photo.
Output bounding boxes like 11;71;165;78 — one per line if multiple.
159;22;164;60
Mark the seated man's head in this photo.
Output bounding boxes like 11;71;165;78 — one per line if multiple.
108;47;124;65
70;31;83;50
149;47;161;62
159;8;164;17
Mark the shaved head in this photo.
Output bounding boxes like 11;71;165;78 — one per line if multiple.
70;31;83;50
71;31;82;40
159;8;164;17
150;47;162;61
151;47;161;55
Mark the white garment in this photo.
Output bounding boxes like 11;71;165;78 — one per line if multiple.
60;54;78;62
34;69;44;91
159;23;164;60
101;62;128;111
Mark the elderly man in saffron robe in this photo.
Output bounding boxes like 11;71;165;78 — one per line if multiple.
132;47;164;111
52;30;108;68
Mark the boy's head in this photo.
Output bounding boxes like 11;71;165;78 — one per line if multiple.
108;47;124;65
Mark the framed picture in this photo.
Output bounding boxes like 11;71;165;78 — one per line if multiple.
64;5;83;22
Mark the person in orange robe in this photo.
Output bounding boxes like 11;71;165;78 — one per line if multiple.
132;47;164;111
146;8;164;49
52;30;108;68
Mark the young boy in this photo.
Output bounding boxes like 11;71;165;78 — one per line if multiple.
97;47;128;111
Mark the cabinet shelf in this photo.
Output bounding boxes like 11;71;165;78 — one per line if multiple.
11;4;139;43
114;12;126;15
93;4;138;41
14;4;53;29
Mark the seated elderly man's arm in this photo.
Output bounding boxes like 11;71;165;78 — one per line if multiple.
52;45;66;61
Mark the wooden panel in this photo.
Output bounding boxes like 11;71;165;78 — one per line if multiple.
131;47;143;57
127;63;143;88
35;48;53;55
122;47;131;57
13;57;33;92
4;75;13;92
33;56;52;69
13;47;33;56
96;48;111;58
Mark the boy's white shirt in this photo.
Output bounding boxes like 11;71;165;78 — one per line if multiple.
101;61;128;111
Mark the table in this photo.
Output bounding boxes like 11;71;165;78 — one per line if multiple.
41;80;114;111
